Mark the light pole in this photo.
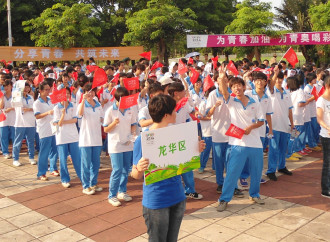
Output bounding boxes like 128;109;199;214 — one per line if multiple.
7;0;12;46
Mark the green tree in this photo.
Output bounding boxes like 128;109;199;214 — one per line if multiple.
123;0;198;63
22;3;101;48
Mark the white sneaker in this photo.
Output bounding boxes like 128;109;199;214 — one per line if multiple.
117;192;132;202
62;182;71;188
29;159;37;165
91;185;103;192
4;154;12;159
82;187;95;195
13;160;22;167
108;197;121;207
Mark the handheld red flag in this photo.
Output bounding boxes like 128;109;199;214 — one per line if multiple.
189;68;199;85
97;86;104;100
225;123;245;139
33;72;44;87
283;47;298;68
110;87;116;102
227;61;239;76
19;74;24;80
175;97;189;112
119;92;140;109
92;68;108;88
150;61;164;71
188;57;194;65
203;75;214;92
123;77;140;91
178;59;188;75
72;72;78;81
0;112;6;122
211;56;218;70
86;65;99;73
50;88;67;104
139;51;151;61
111;73;120;84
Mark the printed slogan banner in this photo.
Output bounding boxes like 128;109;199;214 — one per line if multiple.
0;46;144;61
141;121;200;185
187;32;330;48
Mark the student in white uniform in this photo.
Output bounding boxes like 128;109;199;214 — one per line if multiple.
53;87;81;188
78;83;104;195
33;82;59;181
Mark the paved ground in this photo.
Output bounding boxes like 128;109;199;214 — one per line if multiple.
0;147;329;242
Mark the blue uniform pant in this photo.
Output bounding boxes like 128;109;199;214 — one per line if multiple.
310;117;320;144
200;136;212;169
12;127;35;160
0;126;14;155
57;142;81;183
306;121;317;148
220;146;263;202
80;146;102;189
287;125;305;158
212;142;229;186
181;171;195;194
37;135;58;177
109;151;132;198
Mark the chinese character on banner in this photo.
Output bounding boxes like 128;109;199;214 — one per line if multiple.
53;49;64;58
301;33;309;43
289;33;298;43
239;35;248;45
217;36;225;45
75;49;85;58
169;143;177;154
41;49;51;59
261;35;270;44
250;36;259;44
87;49;97;58
28;49;38;59
323;33;330;42
279;35;287;43
158;145;167;157
228;36;236;45
178;140;186;151
111;49;120;58
98;49;109;58
312;33;321;42
14;49;24;59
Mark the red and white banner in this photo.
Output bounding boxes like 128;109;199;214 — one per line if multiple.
187;32;330;48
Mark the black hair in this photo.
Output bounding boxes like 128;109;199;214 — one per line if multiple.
306;73;316;84
148;94;176;123
114;86;129;102
286;76;300;91
229;77;245;88
253;72;268;82
148;83;163;96
168;82;185;97
205;86;216;98
65;87;71;95
78;75;89;88
3;80;12;87
83;83;97;93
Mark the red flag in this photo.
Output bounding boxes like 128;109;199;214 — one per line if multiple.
253;68;271;78
175;97;189;112
189;68;199;85
227;61;239;76
0;112;6;122
150;61;164;71
139;51;151;61
111;73;120;84
33;72;44;87
97;86;104;100
211;56;218;70
110;87;116;102
188;57;194;65
178;59;188;75
70;86;75;93
311;86;324;101
0;90;3;99
50;88;67;104
119;92;140;109
4;69;9;74
19;74;24;80
123;77;140;90
203;75;214;92
86;65;99;73
225;123;245;139
7;61;12;65
318;86;325;97
283;47;298;68
92;68;108;88
72;72;78;81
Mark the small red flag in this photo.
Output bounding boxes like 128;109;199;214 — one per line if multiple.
92;68;108;88
70;86;75;93
139;51;151;61
175;97;189;112
110;87;116;102
203;75;214;92
178;59;188;75
188;57;194;65
119;92;140;109
123;77;140;90
0;112;6;122
0;91;3;99
72;72;78;81
150;61;164;71
189;68;199;85
283;47;298;68
227;61;239;76
33;72;44;87
50;88;67;104
225;123;245;139
19;74;24;80
111;73;120;84
97;86;104;100
211;56;218;70
86;65;99;73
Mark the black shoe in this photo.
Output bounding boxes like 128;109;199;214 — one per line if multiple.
278;167;292;176
267;172;277;181
216;185;223;194
321;191;330;199
234;188;244;198
185;192;203;200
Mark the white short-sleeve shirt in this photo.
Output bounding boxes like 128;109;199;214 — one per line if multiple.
14;95;35;128
304;84;317;118
33;97;55;139
198;99;211;137
0;95;15;127
189;88;204;108
175;101;194;124
290;89;306;126
101;88;115;113
138;105;151;132
316;96;330;138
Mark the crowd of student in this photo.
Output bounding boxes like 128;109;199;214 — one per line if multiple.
0;55;329;241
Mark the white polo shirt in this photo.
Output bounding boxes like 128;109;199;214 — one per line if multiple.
138;105;151;132
33;97;55;139
198;99;211;137
175;100;194;124
102;88;114;112
77;100;104;147
304;84;316;118
267;87;293;133
53;102;79;145
189;88;204;108
206;89;230;142
316;96;330;138
14;95;35;128
290;89;306;126
225;95;265;148
0;95;15;127
103;103;137;153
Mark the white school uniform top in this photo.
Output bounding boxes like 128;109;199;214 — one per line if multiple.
101;88;114;112
316;97;330;138
267;87;293;133
290;89;306;126
103;103;137;153
245;89;273;137
77;100;104;147
198;99;211;137
304;84;316;118
206;89;230;142
14;95;35;128
53;102;79;145
0;95;15;127
137;93;149;110
225;95;265;148
189;89;204;108
175;100;194;124
33;97;55;139
138;105;151;132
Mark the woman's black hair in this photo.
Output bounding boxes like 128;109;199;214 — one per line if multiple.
114;86;129;102
148;94;176;123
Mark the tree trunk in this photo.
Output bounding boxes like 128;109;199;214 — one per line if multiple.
157;39;166;63
254;46;261;64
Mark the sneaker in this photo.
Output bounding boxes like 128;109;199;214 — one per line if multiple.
216;200;228;212
185;192;203;200
29;159;37;165
234;188;244;198
13;160;22;167
298;150;308;156
216;185;223;194
249;196;265;204
4;154;12;159
260;178;267;184
198;168;204;174
303;148;312;153
82;187;95;195
310;146;322;151
278;167;292;176
286;155;299;161
117;192;132;202
38;175;48;181
292;152;303;158
50;170;60;176
108;197;121;207
266;172;277;181
91;185;103;192
62;182;70;188
239;178;249;187
321;191;330;199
